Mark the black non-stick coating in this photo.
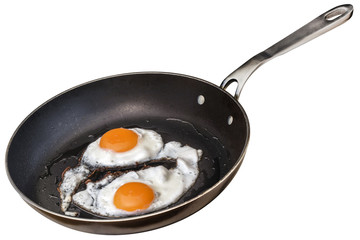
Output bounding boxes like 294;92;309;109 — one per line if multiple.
7;72;249;219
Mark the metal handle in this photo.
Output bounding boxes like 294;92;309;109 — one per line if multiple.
220;4;353;100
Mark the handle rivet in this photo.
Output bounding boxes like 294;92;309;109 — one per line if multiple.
197;95;205;105
227;115;234;125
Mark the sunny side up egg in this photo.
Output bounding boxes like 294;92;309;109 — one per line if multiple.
82;128;164;168
58;127;203;217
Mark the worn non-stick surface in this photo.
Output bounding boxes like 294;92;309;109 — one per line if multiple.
7;72;249;219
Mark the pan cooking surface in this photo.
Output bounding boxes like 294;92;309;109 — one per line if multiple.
35;117;228;219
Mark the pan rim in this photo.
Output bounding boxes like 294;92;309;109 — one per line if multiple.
5;71;250;223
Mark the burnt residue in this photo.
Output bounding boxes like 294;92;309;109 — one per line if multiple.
72;158;177;194
36;118;226;219
88;157;178;173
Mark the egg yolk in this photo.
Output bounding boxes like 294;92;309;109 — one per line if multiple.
100;128;138;152
113;182;154;212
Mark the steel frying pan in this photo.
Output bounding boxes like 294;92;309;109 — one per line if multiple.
6;4;353;234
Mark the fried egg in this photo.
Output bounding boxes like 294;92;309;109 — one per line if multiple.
72;142;202;217
82;128;164;168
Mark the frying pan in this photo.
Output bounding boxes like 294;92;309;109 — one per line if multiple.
6;4;353;234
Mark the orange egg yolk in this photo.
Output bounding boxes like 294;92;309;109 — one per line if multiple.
113;182;154;212
99;128;138;152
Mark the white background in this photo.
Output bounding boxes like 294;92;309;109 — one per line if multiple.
1;0;359;239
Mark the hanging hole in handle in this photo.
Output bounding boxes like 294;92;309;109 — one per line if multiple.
325;7;348;21
220;78;241;100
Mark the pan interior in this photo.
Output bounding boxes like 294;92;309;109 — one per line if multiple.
6;72;249;219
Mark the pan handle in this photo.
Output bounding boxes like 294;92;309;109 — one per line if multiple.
220;4;353;100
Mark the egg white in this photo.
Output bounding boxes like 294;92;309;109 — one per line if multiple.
58;165;90;213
